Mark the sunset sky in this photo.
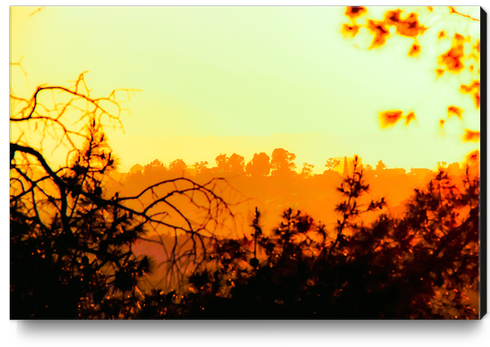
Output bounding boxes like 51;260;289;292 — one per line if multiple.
10;6;480;173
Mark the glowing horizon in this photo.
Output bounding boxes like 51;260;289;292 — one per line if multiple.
10;6;480;173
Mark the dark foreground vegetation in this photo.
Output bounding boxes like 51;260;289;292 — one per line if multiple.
10;75;480;320
134;162;480;320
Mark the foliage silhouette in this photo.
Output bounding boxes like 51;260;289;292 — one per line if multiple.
193;161;210;175
168;158;187;174
10;74;234;319
376;160;387;172
341;6;480;142
325;158;340;172
215;153;245;176
300;163;315;178
245;152;271;178
270;148;297;178
138;157;480;319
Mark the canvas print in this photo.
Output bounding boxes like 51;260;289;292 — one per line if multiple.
10;6;484;319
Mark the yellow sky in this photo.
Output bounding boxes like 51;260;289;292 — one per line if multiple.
10;6;480;172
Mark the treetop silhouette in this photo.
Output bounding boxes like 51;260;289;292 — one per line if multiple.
10;73;236;318
271;148;297;177
246;152;271;178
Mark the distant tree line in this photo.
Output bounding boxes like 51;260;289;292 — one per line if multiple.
128;150;462;182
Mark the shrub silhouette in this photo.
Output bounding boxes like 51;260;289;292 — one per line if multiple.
146;157;479;319
10;74;234;319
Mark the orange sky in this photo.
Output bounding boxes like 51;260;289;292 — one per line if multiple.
10;6;480;173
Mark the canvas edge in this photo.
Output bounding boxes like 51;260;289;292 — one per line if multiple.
479;5;487;320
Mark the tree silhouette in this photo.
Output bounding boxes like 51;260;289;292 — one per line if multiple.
10;74;234;319
300;163;315;178
168;158;187;174
215;153;246;176
228;153;245;175
325;158;340;172
193;161;209;175
343;156;349;176
141;159;168;184
270;148;297;177
376;160;387;172
215;153;230;174
246;152;271;178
